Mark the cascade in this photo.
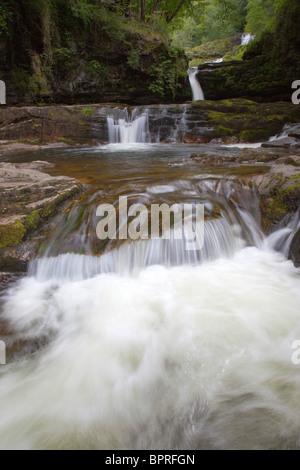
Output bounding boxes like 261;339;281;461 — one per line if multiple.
188;67;205;101
241;33;255;46
107;108;150;144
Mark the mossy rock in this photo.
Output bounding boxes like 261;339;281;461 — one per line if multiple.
0;219;27;249
195;99;300;142
259;172;300;231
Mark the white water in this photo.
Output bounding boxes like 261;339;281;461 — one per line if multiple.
266;210;300;257
241;33;255;46
0;246;300;450
188;68;205;101
269;123;300;142
221;143;262;149
107;109;149;144
1;136;299;448
29;216;249;280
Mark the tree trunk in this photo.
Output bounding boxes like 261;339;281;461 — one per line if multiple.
140;0;146;22
153;0;162;23
166;0;186;24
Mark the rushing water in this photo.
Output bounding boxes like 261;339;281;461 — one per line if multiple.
188;68;205;102
0;143;299;450
107;108;150;144
241;33;255;46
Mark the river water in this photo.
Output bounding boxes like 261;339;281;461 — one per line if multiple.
0;143;300;450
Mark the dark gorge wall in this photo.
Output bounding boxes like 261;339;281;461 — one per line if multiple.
0;1;189;106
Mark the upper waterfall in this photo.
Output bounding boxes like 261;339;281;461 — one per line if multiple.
241;33;255;46
188;68;205;101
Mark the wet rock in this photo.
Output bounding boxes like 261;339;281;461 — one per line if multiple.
289;230;300;267
262;138;300;149
254;156;300;232
0;105;97;145
0;162;83;269
190;147;300;234
1;100;299;147
288;129;300;140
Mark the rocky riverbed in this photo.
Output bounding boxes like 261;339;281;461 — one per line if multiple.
0;100;299;272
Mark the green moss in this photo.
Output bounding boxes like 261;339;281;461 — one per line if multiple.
187;36;241;66
0;220;26;248
82;107;94;117
239;129;271;142
264;175;300;224
265;199;287;221
200;100;300;142
24;210;42;231
216;126;234;137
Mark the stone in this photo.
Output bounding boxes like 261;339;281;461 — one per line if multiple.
289;230;300;267
0;162;83;269
262;138;300;149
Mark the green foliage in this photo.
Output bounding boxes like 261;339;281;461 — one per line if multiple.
85;60;107;77
67;0;95;25
172;17;202;49
53;47;75;71
82;107;94;117
148;51;184;99
172;0;247;48
245;0;286;35
127;50;140;70
200;0;247;42
0;2;13;36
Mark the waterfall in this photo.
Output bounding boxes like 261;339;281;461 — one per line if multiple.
188;68;205;101
241;33;255;46
107;108;149;144
265;209;300;259
29;216;248;281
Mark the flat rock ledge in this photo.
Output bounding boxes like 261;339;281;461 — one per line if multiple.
0;161;83;270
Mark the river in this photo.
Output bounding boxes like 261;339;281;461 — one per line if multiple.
0;142;299;450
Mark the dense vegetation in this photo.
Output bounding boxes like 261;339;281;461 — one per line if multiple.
172;0;286;50
0;0;190;104
196;0;300;102
0;0;298;104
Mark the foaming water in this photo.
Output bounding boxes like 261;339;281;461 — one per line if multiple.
107;108;150;144
97;143;155;152
29;216;245;281
265;210;300;257
0;248;300;449
221;143;262;149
